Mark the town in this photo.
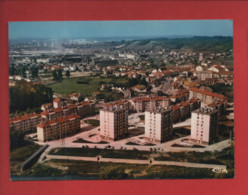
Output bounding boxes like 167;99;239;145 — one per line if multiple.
9;36;234;180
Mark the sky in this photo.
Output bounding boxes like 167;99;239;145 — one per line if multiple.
9;20;233;40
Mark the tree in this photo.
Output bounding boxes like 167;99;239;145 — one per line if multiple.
99;166;128;179
139;78;148;86
21;67;27;78
9;80;54;113
10;129;26;150
9;65;16;76
52;70;58;81
31;66;39;78
65;70;70;78
158;91;166;96
58;69;63;80
147;85;152;93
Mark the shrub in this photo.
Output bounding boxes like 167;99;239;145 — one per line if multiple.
99;166;128;179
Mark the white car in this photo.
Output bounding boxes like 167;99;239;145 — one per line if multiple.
212;167;228;174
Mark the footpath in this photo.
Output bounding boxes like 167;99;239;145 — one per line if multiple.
46;154;227;171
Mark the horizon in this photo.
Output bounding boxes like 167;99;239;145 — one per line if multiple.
9;20;233;40
9;35;233;41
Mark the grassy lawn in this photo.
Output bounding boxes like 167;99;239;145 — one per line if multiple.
84;119;100;126
138;115;145;121
171;144;205;148
125;142;155;146
49;147;150;160
21;159;148;178
10;142;41;176
73;138;109;144
146;165;217;179
49;147;102;157
48;145;234;165
20;159;233;179
126;142;140;146
49;76;112;95
154;144;234;168
128;128;144;136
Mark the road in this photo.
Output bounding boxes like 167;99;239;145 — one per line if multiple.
35;114;232;163
45;154;227;170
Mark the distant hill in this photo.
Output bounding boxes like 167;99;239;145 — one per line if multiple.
121;36;233;52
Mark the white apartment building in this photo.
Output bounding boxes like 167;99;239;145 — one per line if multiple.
191;107;219;144
100;106;128;141
145;108;173;143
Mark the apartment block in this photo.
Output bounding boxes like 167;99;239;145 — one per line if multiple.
193;70;214;81
131;96;171;112
207;101;227;115
41;101;95;120
170;98;201;122
191;107;219;144
10;113;41;132
145;108;173;143
37;115;80;142
189;88;227;104
100;106;128;141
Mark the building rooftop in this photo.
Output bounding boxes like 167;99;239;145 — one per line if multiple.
37;115;80;128
192;107;219;115
190;88;227;100
10;113;41;123
146;107;171;114
101;105;127;112
132;96;168;102
53;98;61;103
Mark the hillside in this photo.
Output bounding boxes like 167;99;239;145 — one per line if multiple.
120;36;233;52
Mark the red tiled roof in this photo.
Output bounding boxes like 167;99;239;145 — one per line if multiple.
68;105;77;109
93;91;101;95
152;96;168;101
105;100;127;108
132;85;146;90
162;70;172;75
171;105;180;110
132;97;150;102
189;98;198;103
105;103;115;108
42;103;52;107
180;102;190;107
53;98;61;103
41;108;63;115
133;96;168;102
81;101;90;106
37;115;80;128
41;110;49;115
10;113;40;123
208;103;219;107
190;88;227;100
116;100;125;105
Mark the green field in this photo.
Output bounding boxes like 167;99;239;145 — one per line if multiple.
19;159;233;179
10;142;41;175
49;147;150;160
49;76;112;95
84;119;100;126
